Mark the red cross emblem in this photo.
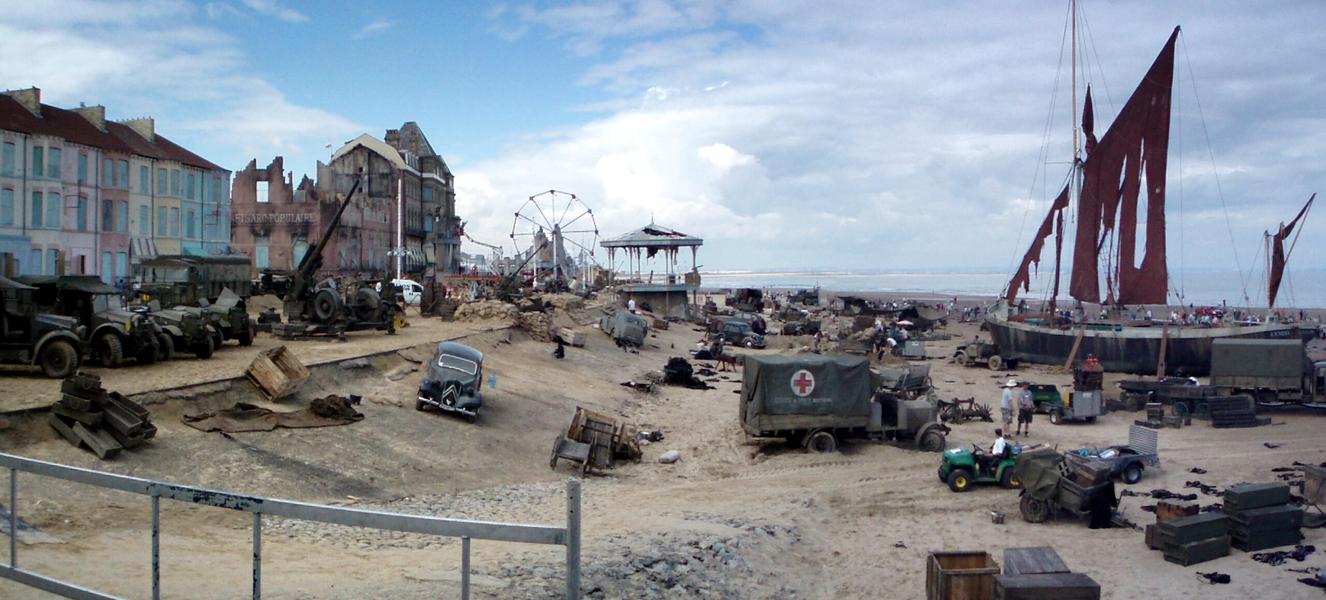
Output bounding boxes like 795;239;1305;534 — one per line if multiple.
791;369;815;397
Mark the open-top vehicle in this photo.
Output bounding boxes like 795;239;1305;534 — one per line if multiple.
938;442;1023;492
953;338;1021;371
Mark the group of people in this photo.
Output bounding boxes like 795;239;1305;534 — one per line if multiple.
999;378;1036;437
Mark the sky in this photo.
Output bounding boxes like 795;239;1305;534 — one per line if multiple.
2;0;1325;295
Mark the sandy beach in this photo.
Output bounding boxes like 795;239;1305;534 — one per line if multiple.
0;291;1323;599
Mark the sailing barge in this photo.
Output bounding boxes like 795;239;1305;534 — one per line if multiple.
986;24;1308;376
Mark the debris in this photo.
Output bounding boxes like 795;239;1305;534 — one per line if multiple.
1196;572;1231;584
550;406;642;476
385;365;419;381
659;450;681;464
310;394;362;419
1264;442;1283;449
246;345;310;401
662;357;714;389
637;430;664;442
1184;481;1221;496
183;398;363;433
557;327;587;347
620;381;654;393
48;373;157;459
1189;467;1208;474
1252;544;1315;566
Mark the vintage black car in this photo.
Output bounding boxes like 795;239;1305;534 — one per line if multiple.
416;341;484;422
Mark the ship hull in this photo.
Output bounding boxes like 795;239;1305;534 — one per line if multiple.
984;316;1307;376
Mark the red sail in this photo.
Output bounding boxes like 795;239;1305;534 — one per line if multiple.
1269;194;1315;309
1069;27;1179;305
1006;184;1071;303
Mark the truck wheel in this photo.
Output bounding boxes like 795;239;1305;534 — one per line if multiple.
157;333;175;361
988;355;1004;371
1020;495;1051;523
947;468;974;493
39;339;79;379
238;323;255;346
1123;464;1143;485
805;430;837;454
917;427;946;452
191;335;214;359
954;351;967;366
136;336;159;365
1000;468;1022;489
312;289;338;322
96;333;124;368
1049;410;1062;425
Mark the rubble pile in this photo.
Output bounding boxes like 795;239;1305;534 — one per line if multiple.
48;372;157;459
540;293;585;311
453;300;520;324
520;311;554;342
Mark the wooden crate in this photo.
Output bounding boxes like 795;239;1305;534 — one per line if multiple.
1002;547;1069;576
1157;512;1228;546
995;573;1100;600
246;345;310;401
557;327;587;347
651;318;670;331
926;551;999;600
1156;501;1199;523
1223;482;1292;513
1163;536;1229;567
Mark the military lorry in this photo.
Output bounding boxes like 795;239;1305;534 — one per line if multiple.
739;354;949;453
953;338;1021;371
144;304;221;359
1209;338;1326;405
600;309;647;348
20;275;170;367
138;255;255;346
0;275;85;378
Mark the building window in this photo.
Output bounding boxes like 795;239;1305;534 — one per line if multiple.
28;249;40;275
48;148;61;180
30;192;41;228
1;142;13;176
156;206;167;236
0;188;12;226
115;252;127;288
186;173;195;199
139;165;149;194
117;201;128;233
186;209;195;239
117;160;128;189
46;193;58;229
77;197;88;231
47;249;58;276
32;147;44;178
78;154;88;184
256;181;269;203
213;177;224;203
255;235;270;269
102;158;113;186
157;168;167;195
169;207;179;236
101;251;112;284
139;205;149;236
170;169;180;196
102;199;114;231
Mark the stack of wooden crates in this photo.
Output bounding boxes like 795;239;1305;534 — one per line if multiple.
995;547;1100;600
1154;510;1230;566
1224;482;1303;551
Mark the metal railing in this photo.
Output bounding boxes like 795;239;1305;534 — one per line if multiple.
0;452;581;599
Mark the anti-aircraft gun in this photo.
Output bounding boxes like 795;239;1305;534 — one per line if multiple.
271;176;404;339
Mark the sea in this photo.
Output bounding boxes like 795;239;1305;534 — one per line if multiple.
698;268;1326;310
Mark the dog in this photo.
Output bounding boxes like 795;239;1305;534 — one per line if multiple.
714;352;741;372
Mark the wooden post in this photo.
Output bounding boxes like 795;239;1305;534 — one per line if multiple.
1063;325;1086;369
1155;324;1170;377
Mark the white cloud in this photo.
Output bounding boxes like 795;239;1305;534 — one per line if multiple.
240;0;307;23
352;18;391;40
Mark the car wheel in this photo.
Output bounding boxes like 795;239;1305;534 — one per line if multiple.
97;333;124;368
1123;464;1143;485
1000;467;1022;490
947;468;974;493
744;338;754;349
805;430;837;454
156;332;175;361
39;339;79;379
1049;410;1062;425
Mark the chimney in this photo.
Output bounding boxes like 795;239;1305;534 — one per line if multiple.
1;87;41;117
384;128;400;149
120;117;155;142
72;105;107;131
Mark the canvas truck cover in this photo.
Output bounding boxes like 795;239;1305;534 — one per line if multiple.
1015;447;1065;502
1210;338;1310;385
740;353;873;435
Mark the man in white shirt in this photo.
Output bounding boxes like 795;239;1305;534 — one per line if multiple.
628;298;637;313
1000;380;1016;426
979;428;1008;474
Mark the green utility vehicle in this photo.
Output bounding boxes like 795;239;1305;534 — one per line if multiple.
938;442;1023;492
138;255;255;346
0;275;86;378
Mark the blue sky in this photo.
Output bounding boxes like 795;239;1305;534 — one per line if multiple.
2;0;1325;303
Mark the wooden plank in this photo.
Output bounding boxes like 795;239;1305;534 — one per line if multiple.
995;573;1100;600
1063;326;1086;369
1002;547;1070;576
1155;323;1169;377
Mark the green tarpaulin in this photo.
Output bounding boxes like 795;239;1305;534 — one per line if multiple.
740;353;872;435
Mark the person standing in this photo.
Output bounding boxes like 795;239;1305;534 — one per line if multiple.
627;298;637;313
1017;383;1035;436
1000;380;1016;428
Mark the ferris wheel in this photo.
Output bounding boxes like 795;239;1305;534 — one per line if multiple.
509;190;599;287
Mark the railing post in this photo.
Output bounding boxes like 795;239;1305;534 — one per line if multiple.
152;494;160;600
252;512;261;600
9;467;16;568
565;478;580;600
461;536;471;600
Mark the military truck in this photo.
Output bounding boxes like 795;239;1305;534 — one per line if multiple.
739;354;949;453
600;309;647;348
144;303;221;359
20;275;169;367
137;255;255;346
0;275;85;378
1209;338;1326;405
